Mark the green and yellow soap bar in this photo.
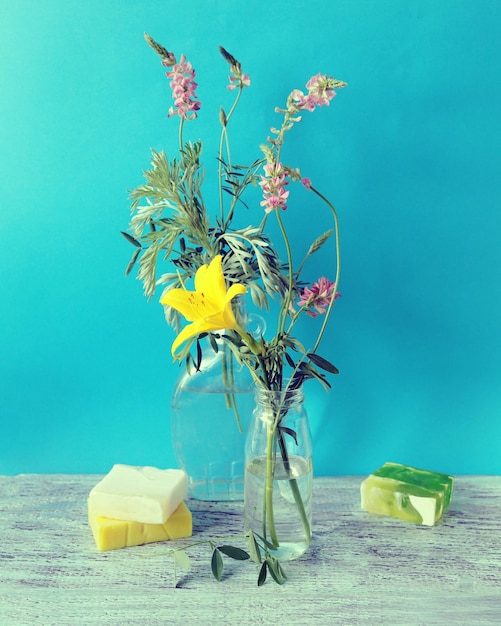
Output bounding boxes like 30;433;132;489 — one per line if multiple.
361;462;453;526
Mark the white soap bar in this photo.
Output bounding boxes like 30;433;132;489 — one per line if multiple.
88;464;187;524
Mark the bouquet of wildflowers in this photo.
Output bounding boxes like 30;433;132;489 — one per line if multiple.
123;33;346;584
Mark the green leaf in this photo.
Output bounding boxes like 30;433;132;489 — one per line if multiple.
245;531;262;564
217;545;250;561
280;426;298;446
285;351;296;368
257;561;267;586
209;333;219;353
300;363;332;390
277;561;288;582
211;548;224;581
307;353;339;374
250;531;277;552
121;231;142;248
125;247;141;277
173;550;191;571
266;557;285;585
196;339;203;371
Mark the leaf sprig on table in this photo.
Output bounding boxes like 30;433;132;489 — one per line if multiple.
147;532;287;587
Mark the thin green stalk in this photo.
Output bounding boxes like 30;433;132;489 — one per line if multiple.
280;185;341;394
221;344;243;432
262;393;311;553
277;429;311;544
308;186;341;354
275;209;294;336
265;425;279;547
218;86;244;224
178;117;185;153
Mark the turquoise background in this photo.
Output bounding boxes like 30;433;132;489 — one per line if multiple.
2;0;501;476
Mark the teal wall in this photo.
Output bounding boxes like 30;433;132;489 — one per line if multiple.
2;0;501;476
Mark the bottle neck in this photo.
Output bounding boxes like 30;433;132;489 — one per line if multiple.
254;387;304;410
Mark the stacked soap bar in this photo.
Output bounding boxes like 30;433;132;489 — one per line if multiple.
88;464;192;551
88;501;192;551
361;462;453;526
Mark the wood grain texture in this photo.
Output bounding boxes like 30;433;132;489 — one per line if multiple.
1;475;500;625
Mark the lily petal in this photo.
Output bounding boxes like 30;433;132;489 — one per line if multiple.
161;255;247;357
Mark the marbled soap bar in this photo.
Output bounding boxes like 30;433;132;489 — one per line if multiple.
361;462;453;526
89;464;187;524
88;501;192;551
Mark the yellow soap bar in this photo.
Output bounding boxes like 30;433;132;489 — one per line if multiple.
88;500;192;551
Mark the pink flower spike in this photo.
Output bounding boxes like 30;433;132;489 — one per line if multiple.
165;53;201;120
259;162;290;213
297;277;340;317
289;73;345;114
301;177;312;190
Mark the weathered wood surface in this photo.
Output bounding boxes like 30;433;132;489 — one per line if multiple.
1;474;500;625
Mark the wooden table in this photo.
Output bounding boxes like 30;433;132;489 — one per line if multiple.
1;475;500;625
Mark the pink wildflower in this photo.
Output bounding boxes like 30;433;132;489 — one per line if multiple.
218;46;250;91
165;54;201;120
305;73;336;107
288;74;346;114
297;277;340;317
259;162;290;213
301;177;312;190
228;72;251;91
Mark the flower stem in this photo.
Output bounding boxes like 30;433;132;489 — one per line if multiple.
218;86;243;224
308;186;341;354
221;344;243;432
276;429;311;545
265;426;279;547
275;209;294;336
178;117;185;153
262;397;311;554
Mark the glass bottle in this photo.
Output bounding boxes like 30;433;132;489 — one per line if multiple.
170;300;265;501
244;387;313;561
171;340;255;501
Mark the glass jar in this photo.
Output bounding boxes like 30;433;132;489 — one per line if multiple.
244;387;313;561
171;339;255;501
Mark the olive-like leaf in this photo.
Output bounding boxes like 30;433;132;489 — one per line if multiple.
285;351;296;368
251;531;277;552
196;340;203;371
217;545;250;561
307;352;339;374
277;561;288;581
209;333;219;353
280;426;298;446
299;362;332;390
121;230;142;248
211;548;224;581
125;247;141;276
257;561;267;586
266;557;285;585
173;550;191;571
246;531;262;564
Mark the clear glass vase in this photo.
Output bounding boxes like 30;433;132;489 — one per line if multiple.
244;387;313;561
171;339;255;501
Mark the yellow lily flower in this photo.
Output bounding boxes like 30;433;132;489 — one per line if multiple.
160;255;247;357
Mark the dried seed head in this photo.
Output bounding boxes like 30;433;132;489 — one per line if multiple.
218;45;241;72
144;32;176;65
